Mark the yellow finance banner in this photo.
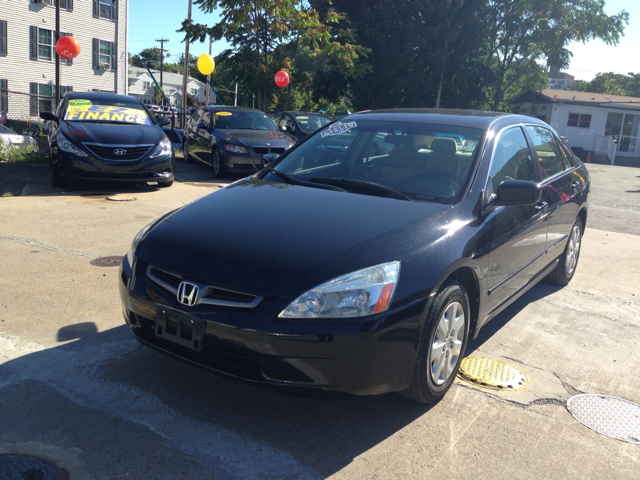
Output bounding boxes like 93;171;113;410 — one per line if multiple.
65;105;151;125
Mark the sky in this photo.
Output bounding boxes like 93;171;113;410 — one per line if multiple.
128;0;639;82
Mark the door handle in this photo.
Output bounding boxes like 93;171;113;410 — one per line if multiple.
535;201;548;211
571;181;580;190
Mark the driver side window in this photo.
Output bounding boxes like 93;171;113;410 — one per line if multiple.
488;127;535;197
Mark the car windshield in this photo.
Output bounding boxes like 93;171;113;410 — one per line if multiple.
0;125;14;134
213;110;276;130
294;114;332;133
270;119;483;204
62;98;153;125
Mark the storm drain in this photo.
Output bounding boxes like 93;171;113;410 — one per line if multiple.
457;356;528;390
106;195;136;202
567;394;640;444
0;454;67;480
90;255;123;267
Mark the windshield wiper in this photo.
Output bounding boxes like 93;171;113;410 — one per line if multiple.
269;170;346;192
310;178;412;201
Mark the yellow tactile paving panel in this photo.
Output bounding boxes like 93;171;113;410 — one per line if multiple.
457;356;528;390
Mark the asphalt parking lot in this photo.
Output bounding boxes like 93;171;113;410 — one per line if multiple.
0;161;639;479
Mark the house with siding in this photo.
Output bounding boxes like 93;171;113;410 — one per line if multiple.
0;0;127;122
509;88;640;167
127;66;208;107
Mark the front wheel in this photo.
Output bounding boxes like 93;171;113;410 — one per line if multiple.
546;217;583;285
157;180;173;188
212;148;223;178
183;139;195;163
400;280;470;403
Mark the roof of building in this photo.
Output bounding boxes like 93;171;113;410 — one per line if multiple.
510;88;640;109
127;66;204;89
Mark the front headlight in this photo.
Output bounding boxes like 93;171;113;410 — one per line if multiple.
223;144;248;154
150;136;172;158
126;222;154;267
57;133;87;157
279;261;400;318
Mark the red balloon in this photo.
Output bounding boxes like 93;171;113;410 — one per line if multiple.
56;35;81;60
275;70;290;88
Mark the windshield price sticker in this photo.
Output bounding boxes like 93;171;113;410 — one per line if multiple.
65;105;150;124
216;112;233;116
321;121;357;137
68;99;93;106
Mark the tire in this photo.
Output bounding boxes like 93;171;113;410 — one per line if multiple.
183;139;195;164
52;173;67;189
212;147;223;178
158;180;173;188
545;217;583;285
400;280;470;403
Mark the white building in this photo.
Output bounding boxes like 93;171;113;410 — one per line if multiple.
0;0;128;119
510;88;640;167
127;66;210;107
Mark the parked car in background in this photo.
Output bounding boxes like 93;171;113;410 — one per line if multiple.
183;106;296;177
270;111;333;141
120;109;590;403
0;124;37;153
40;92;175;188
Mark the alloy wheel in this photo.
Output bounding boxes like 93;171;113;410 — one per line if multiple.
429;301;465;386
565;224;581;276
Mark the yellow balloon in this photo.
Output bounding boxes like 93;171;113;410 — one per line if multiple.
197;53;215;75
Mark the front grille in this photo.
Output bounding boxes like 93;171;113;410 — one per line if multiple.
251;146;286;155
270;147;285;154
146;265;264;308
84;144;153;160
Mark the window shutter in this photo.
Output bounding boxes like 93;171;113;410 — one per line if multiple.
92;38;99;69
30;83;38;116
112;1;118;21
30;26;38;60
111;41;117;71
0;80;7;116
68;0;73;12
0;21;7;57
93;0;99;18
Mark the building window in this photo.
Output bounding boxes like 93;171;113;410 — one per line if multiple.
99;40;113;69
190;88;198;95
55;0;73;10
38;28;53;60
567;113;591;128
97;0;114;20
143;81;151;90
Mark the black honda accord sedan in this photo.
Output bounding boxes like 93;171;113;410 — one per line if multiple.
183;106;296;178
41;92;174;188
120;109;589;403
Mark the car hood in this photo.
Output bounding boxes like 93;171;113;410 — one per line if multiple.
61;121;163;146
220;129;294;146
138;178;448;297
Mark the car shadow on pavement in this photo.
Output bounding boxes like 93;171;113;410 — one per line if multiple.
465;282;564;355
1;321;435;478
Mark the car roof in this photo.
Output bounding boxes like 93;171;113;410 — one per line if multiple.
65;92;142;103
346;109;535;130
207;106;264;113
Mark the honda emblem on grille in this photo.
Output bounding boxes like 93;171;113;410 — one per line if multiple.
177;282;199;306
113;149;127;155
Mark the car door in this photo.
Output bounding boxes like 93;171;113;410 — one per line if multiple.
483;126;549;316
198;108;213;165
524;125;582;264
186;108;204;161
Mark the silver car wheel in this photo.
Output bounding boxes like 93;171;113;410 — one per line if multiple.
565;224;581;276
430;301;465;386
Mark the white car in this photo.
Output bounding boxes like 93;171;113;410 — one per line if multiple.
0;125;37;153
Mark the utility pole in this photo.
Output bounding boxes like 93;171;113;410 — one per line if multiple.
155;38;169;105
205;36;212;105
234;82;238;106
55;0;60;107
181;0;192;127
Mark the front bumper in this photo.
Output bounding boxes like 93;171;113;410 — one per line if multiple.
54;150;174;183
119;256;426;396
220;150;268;173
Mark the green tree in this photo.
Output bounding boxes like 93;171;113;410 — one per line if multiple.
131;48;180;73
179;0;369;112
576;72;640;97
483;0;628;111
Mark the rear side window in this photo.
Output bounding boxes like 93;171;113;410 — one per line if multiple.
487;127;535;197
525;126;568;179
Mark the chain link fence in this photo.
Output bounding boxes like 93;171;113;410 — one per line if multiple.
0;88;54;138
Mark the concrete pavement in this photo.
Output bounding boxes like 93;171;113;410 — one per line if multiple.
0;162;638;479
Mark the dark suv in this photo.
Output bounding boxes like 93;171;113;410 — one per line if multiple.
183;106;296;177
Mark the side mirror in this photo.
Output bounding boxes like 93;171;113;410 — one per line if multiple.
197;122;208;130
494;180;542;207
157;117;170;126
279;125;288;132
263;153;279;166
40;111;58;124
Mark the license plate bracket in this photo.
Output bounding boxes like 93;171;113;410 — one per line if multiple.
155;308;205;352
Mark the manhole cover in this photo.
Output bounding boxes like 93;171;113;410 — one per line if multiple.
106;195;136;202
567;394;640;444
457;356;527;390
0;454;67;480
90;255;123;267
